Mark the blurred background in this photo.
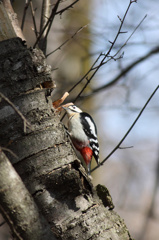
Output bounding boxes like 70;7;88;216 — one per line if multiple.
1;0;159;239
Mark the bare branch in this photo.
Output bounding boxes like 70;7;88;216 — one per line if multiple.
89;14;146;74
33;0;61;49
39;0;80;53
82;45;159;98
39;0;51;54
73;13;147;102
67;0;137;102
91;85;159;173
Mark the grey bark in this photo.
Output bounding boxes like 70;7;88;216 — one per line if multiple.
0;38;132;240
0;150;56;240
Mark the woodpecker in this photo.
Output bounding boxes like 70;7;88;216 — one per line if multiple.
63;105;99;175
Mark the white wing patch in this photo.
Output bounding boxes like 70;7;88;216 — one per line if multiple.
92;144;99;151
85;116;97;137
90;138;98;143
94;150;98;156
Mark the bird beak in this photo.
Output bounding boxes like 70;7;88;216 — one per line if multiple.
61;103;73;111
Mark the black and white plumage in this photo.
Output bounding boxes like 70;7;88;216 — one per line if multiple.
63;105;100;174
79;112;99;163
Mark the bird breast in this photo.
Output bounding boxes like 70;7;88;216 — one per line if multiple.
68;115;88;144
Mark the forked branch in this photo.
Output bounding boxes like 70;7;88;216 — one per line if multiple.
67;0;138;102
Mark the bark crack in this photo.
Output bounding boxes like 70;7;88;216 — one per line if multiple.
81;203;98;214
13;142;67;166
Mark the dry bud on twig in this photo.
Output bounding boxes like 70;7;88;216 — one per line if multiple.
52;92;73;112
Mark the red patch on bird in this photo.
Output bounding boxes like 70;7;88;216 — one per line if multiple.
80;147;93;166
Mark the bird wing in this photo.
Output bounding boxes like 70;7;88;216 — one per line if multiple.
80;112;99;164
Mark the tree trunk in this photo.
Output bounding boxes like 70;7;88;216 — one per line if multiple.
0;37;132;240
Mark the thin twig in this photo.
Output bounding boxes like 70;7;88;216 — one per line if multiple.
118;146;133;149
30;0;38;38
46;24;88;57
68;53;103;94
56;0;79;15
91;85;159;173
0;93;33;133
0;220;6;227
90;14;147;72
21;0;31;30
114;14;147;58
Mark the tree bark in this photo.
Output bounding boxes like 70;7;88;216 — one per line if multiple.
0;150;56;240
0;38;132;240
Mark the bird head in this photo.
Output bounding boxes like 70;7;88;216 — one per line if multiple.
63;105;82;117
